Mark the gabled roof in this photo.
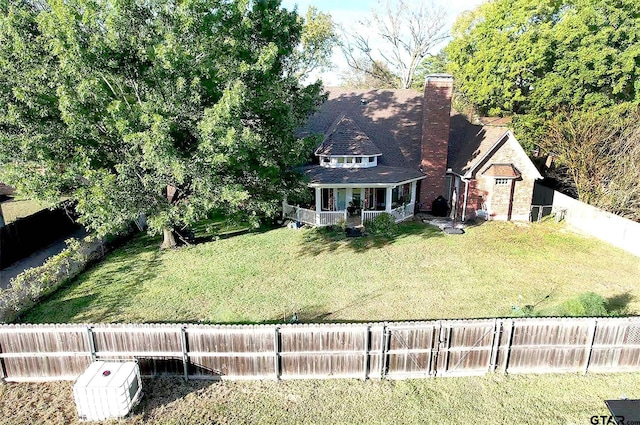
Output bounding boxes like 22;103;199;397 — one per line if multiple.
482;164;521;178
446;114;510;176
315;115;382;156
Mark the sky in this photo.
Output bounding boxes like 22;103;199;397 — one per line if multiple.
280;0;486;85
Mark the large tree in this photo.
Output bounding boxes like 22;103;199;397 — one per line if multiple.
541;111;640;221
341;0;448;89
0;0;326;247
446;0;640;150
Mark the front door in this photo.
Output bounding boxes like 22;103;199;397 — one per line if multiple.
335;188;347;211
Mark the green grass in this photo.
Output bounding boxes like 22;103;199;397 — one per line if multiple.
0;199;50;224
1;373;639;424
22;219;640;324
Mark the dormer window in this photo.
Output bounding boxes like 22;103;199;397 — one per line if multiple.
314;115;382;169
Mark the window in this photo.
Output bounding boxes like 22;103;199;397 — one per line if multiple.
337;157;345;164
369;156;375;162
322;156;329;163
355;157;362;163
346;157;353;164
495;178;510;186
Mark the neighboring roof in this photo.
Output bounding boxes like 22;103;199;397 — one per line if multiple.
300;165;425;186
315;115;382;156
300;88;424;170
482;164;521;178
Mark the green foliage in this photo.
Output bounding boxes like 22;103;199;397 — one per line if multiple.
559;292;609;317
446;0;640;150
0;235;108;323
412;51;449;90
0;0;326;240
366;213;398;237
288;6;339;80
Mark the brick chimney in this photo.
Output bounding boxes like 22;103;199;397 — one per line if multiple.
420;74;453;210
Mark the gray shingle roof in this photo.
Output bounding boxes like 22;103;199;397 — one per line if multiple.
315;115;382;156
446;113;509;176
300;88;424;170
300;165;425;186
301;88;520;184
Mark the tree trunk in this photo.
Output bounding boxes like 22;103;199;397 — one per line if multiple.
160;227;177;249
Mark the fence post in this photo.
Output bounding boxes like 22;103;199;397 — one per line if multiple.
488;319;501;373
180;326;189;382
273;326;281;380
583;319;598;375
502;320;516;373
363;325;371;380
86;326;96;362
380;323;389;379
0;335;7;381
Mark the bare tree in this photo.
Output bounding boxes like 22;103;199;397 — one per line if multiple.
541;111;640;222
341;0;447;89
340;59;399;89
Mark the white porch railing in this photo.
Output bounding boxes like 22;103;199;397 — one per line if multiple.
283;204;347;227
318;210;347;226
362;202;415;224
362;210;387;223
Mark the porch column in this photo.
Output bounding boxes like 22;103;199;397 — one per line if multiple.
315;187;322;225
410;181;417;204
385;187;393;212
346;188;353;206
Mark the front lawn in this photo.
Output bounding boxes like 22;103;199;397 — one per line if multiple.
22;219;640;324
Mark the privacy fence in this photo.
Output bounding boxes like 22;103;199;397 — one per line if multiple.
1;317;640;382
531;183;640;257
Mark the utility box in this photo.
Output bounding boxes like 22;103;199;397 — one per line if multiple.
73;361;142;421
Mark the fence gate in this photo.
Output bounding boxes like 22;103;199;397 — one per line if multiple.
383;323;439;379
382;320;500;379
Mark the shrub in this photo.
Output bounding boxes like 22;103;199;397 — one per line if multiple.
559;292;609;317
366;213;398;237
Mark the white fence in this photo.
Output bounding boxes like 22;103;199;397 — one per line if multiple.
534;186;640;257
283;204;346;227
556;192;640;257
285;203;415;227
363;203;415;224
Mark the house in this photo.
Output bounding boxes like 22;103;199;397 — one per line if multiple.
283;75;542;226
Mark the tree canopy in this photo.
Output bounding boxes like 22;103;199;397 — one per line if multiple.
0;0;327;246
446;0;640;149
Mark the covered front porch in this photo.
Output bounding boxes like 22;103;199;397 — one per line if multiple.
283;181;418;227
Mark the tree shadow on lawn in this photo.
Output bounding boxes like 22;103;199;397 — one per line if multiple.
606;292;634;316
298;220;444;257
20;233;164;323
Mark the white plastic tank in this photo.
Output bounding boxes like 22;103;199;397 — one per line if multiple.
73;361;142;421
